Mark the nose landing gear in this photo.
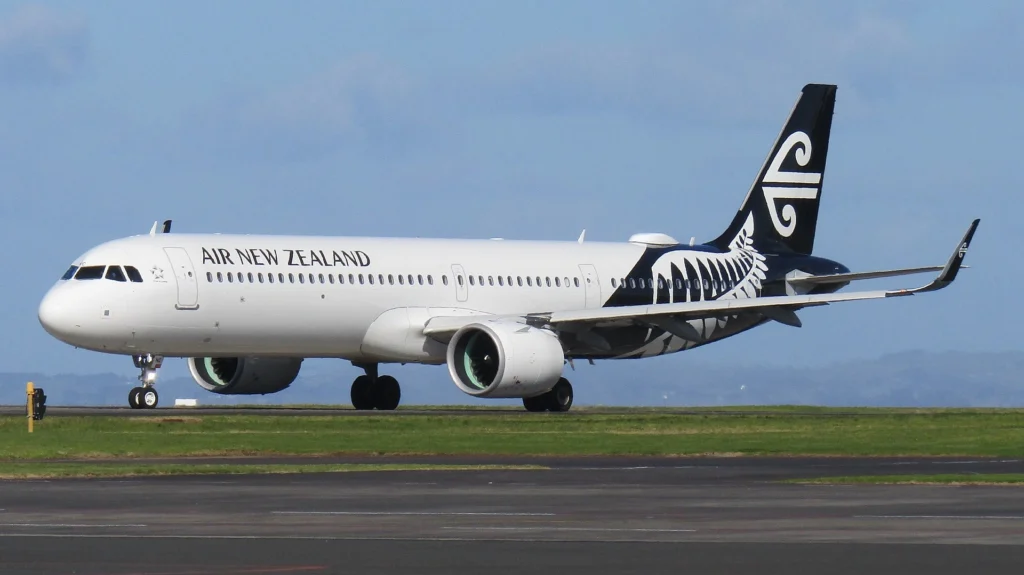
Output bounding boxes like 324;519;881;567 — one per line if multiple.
128;354;162;410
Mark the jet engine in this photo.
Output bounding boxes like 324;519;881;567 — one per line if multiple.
446;321;565;398
186;357;303;395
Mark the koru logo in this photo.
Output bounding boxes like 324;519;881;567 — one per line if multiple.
762;131;821;237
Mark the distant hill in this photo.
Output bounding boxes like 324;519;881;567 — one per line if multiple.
2;350;1022;408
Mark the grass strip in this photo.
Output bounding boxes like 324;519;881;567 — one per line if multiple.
787;474;1024;486
0;462;546;479
3;410;1024;460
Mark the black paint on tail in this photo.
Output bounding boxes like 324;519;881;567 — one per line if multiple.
709;84;837;256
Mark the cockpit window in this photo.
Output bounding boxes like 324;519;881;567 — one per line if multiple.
124;266;143;283
60;266;79;280
105;266;127;282
74;266;106;280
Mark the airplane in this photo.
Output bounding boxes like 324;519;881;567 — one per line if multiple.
37;83;979;412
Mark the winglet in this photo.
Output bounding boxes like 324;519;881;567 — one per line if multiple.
891;219;980;295
578;229;586;244
148;221;159;236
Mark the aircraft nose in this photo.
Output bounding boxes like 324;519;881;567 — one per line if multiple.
38;287;76;339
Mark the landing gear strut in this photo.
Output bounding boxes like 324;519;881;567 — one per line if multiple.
350;363;401;411
523;378;573;413
128;354;162;410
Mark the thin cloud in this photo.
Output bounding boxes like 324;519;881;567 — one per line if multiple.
466;4;914;126
0;4;89;86
180;55;430;163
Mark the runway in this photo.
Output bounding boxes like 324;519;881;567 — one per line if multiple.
0;405;922;417
2;456;1024;574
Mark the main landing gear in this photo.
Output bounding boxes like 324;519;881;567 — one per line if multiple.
128;354;162;410
523;377;574;413
350;363;401;411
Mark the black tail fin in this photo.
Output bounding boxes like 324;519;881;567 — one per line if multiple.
709;83;837;255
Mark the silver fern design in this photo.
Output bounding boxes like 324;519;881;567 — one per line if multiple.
620;214;769;358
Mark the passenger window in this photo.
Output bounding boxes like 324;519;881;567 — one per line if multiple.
498;276;504;286
536;276;541;287
417;274;424;285
105;266;127;282
526;277;532;287
468;276;474;286
398;275;404;285
610;278;616;288
61;266;79;280
319;273;326;284
556;277;562;287
268;273;275;284
329;274;335;284
238;273;246;284
74;266;105;280
442;275;449;286
217;272;224;282
259;273;265;283
288;273;294;283
378;274;384;284
629;278;636;289
428;275;434;285
546;277;551;287
563;277;570;287
124;266;144;283
207;272;213;283
246;272;253;283
348;274;354;284
574;277;580;288
478;276;484;286
488;276;494;286
388;274;395;285
517;276;523;286
228;272;235;283
309;273;316;284
368;274;375;285
277;273;284;283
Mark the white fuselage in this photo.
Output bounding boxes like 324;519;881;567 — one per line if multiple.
38;231;766;364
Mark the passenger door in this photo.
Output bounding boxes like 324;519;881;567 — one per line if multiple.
164;247;199;310
451;264;468;302
578;264;601;309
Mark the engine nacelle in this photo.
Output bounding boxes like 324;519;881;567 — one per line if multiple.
186;357;303;395
446;321;565;398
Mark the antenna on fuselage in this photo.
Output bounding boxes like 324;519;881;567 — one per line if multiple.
148;221;159;236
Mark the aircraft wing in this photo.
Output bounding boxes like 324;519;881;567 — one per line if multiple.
786;265;967;286
422;219;979;339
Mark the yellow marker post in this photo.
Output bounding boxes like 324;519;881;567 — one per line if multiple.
26;381;34;433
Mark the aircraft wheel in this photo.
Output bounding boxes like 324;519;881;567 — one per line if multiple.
373;375;401;411
546;378;573;412
351;375;374;410
140;387;159;409
522;395;548;412
128;387;141;409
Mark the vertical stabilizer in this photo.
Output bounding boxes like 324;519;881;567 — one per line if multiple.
709;84;837;255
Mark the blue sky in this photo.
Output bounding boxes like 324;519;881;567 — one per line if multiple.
1;1;1021;385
